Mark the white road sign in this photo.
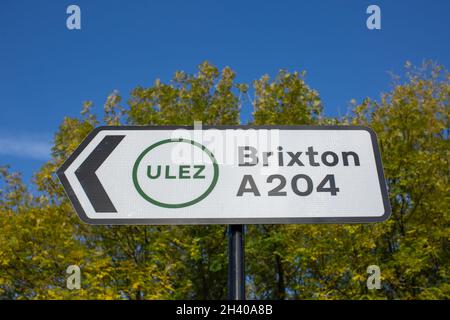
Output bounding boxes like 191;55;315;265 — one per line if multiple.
57;126;391;224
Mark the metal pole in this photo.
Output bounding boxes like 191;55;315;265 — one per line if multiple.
228;224;245;300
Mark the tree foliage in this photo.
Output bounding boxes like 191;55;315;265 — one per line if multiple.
0;61;448;299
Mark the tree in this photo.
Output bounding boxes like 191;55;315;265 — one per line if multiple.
0;61;448;299
247;61;449;299
348;61;449;298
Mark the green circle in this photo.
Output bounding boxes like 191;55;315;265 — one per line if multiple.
132;138;219;208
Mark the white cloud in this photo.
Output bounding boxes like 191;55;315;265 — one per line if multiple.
0;134;51;161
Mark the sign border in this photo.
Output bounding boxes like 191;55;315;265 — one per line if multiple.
57;125;392;225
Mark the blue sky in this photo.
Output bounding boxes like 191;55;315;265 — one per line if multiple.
0;0;449;183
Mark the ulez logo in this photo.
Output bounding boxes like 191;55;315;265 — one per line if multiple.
132;138;219;208
59;126;390;224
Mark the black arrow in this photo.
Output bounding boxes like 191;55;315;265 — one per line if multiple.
75;135;125;213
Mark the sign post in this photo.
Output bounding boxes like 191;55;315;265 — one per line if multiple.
57;125;391;300
228;224;245;300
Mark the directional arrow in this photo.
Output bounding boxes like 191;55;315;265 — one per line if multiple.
74;135;124;213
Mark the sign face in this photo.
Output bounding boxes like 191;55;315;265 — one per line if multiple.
57;126;391;225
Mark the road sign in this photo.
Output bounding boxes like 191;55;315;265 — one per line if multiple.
57;125;391;224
